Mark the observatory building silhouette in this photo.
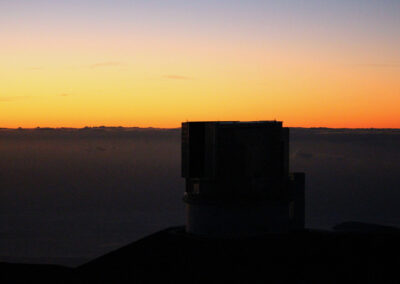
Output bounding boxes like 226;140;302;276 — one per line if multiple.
182;121;305;237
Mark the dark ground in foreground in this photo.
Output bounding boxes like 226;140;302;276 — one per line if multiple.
2;222;400;284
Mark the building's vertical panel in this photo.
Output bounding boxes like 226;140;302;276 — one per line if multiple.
282;127;290;177
181;123;189;178
204;123;217;178
188;123;206;178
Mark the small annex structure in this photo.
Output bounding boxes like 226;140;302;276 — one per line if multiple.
182;121;305;237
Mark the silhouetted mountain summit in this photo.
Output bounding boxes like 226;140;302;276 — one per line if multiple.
2;224;400;283
75;226;400;283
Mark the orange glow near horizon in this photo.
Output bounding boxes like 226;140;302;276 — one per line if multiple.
2;52;399;129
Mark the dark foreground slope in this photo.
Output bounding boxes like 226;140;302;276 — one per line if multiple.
0;262;72;284
77;226;400;284
2;225;400;284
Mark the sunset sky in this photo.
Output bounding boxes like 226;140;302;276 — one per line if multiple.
1;0;399;128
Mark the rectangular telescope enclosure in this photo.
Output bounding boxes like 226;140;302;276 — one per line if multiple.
182;121;305;236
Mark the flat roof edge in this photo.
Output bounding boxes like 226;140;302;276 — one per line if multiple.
182;120;282;124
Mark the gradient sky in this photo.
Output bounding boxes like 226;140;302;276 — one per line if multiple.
1;0;399;128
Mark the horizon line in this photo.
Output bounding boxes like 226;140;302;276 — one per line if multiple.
1;126;400;131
